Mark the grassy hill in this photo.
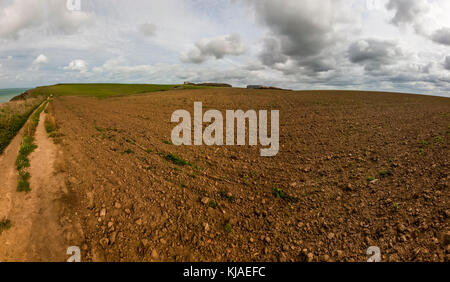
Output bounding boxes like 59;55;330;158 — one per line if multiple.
26;83;214;99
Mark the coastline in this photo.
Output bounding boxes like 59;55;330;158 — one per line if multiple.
0;88;31;104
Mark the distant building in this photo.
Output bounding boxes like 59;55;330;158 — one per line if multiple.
247;85;290;91
247;85;264;89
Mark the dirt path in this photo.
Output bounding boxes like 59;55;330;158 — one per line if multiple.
0;110;79;261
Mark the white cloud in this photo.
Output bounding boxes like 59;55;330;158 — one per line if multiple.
33;54;48;64
64;59;87;73
0;0;93;40
181;33;246;63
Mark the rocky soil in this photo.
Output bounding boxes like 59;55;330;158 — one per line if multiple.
50;88;449;262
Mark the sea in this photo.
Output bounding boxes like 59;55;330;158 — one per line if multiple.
0;88;30;104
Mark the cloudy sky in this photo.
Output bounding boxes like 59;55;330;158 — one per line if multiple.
1;0;450;96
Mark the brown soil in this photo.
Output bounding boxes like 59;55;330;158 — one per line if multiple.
0;110;81;261
7;88;450;262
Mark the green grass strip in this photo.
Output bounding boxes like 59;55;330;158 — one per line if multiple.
15;100;48;192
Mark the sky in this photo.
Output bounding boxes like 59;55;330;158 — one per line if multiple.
0;0;450;97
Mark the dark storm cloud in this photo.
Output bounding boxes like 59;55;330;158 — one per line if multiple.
249;0;346;76
254;5;330;58
259;37;287;67
431;28;450;46
348;39;404;72
444;56;450;71
299;56;335;74
385;0;427;27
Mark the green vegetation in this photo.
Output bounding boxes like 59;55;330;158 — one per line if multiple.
224;222;233;233
0;218;11;234
162;153;201;170
191;164;201;171
379;170;392;177
44;102;59;141
17;171;31;192
123;137;135;144
272;186;285;199
16;136;36;170
27;83;215;99
163;140;173;145
367;176;375;182
434;136;444;143
393;202;400;211
15;100;48;192
44;118;57;134
0;97;45;154
122;148;134;154
218;190;235;203
242;174;249;186
418;140;429;155
165;153;189;166
163;153;202;173
272;186;299;203
209;200;218;209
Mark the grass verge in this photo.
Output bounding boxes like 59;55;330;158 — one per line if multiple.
44;101;61;142
0;97;45;154
15;100;48;192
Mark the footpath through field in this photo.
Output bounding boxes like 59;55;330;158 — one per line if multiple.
0;108;78;261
